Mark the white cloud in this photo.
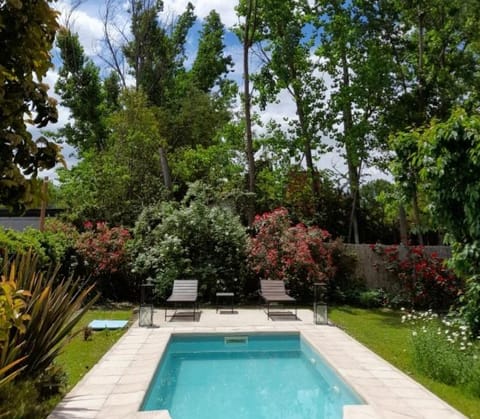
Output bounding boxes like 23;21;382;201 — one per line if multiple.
55;0;105;57
163;0;238;28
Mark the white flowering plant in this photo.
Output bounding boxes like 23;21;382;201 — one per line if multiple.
401;308;480;395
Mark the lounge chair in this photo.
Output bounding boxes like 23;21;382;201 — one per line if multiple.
259;280;297;319
165;279;198;321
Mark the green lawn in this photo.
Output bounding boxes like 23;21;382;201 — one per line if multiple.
56;309;133;391
329;306;480;419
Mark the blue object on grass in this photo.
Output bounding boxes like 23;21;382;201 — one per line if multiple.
88;320;128;330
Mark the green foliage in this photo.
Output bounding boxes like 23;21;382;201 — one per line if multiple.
0;227;45;262
55;27;109;152
403;310;480;396
131;183;248;301
56;90;169;225
0;0;62;212
0;220;79;270
0;375;60;419
414;109;480;333
99;90;167;224
0;273;30;387
41;218;79;267
1;251;98;378
356;289;387;308
191;10;233;93
359;180;398;243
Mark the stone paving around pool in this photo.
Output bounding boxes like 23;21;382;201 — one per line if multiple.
48;308;467;419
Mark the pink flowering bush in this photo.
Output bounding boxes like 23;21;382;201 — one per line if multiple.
76;221;131;276
75;221;132;299
248;208;336;300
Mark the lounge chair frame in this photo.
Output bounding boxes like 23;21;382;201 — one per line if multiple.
165;279;198;321
259;280;297;319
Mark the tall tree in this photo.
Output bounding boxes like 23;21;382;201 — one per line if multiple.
236;0;262;225
122;1;196;192
0;0;62;212
388;0;480;243
252;0;326;205
316;0;397;243
191;10;233;94
55;28;109;152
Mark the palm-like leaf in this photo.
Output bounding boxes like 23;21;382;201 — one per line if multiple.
2;250;99;378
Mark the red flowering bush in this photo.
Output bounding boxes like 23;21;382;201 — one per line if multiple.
248;208;336;301
370;244;462;309
76;221;131;278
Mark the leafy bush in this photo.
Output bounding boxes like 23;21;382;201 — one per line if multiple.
132;187;248;302
0;220;79;272
371;244;462;309
403;310;480;395
0;377;58;419
40;218;79;266
248;208;336;301
0;227;46;264
356;289;387;308
75;221;132;300
326;241;363;303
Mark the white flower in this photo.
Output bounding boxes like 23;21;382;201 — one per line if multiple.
412;331;417;336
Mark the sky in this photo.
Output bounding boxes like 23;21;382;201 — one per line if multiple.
38;0;389;184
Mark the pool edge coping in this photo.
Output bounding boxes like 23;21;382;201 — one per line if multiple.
48;311;467;419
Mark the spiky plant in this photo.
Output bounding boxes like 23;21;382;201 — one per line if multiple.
1;250;99;378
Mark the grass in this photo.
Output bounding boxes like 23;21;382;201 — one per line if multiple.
56;308;133;391
329;306;480;419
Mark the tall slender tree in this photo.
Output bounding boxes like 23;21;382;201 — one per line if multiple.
191;10;234;94
55;28;109;152
235;0;262;225
252;0;326;205
316;0;397;243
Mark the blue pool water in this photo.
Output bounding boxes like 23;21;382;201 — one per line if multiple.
141;333;363;419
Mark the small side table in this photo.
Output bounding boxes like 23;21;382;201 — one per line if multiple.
216;292;234;313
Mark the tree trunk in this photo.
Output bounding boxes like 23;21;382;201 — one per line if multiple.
399;204;408;244
417;7;426;124
347;160;360;244
159;146;172;192
294;89;320;202
412;190;424;245
341;49;360;243
243;0;257;226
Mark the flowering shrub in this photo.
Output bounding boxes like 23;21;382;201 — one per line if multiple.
248;208;335;301
402;309;480;395
371;244;462;309
76;221;131;277
131;193;248;302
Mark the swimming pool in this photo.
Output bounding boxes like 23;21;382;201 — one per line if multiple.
141;333;363;419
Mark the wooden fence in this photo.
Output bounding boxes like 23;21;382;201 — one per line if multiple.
343;244;452;291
